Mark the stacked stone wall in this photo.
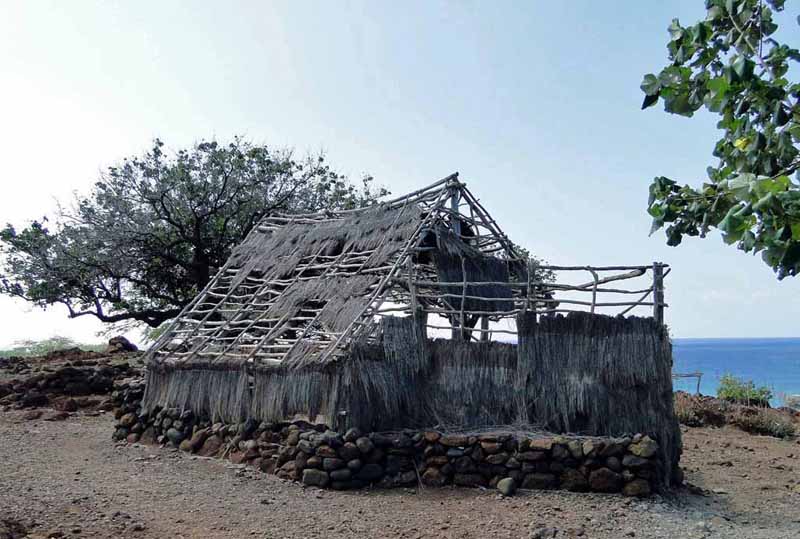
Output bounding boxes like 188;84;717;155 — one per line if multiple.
113;379;664;496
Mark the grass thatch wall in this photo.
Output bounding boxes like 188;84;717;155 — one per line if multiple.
424;339;518;426
517;311;681;488
142;365;250;424
142;311;680;486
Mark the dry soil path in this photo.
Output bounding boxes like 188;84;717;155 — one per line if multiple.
1;412;799;539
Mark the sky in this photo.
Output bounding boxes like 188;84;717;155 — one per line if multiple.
1;0;799;347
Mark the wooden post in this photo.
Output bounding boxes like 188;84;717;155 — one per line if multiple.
652;262;664;326
588;268;599;314
450;185;464;341
452;256;467;341
406;256;417;314
450;185;462;237
480;316;489;341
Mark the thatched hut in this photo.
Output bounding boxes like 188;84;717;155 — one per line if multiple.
143;174;681;486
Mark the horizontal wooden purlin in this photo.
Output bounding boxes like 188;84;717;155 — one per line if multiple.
401;278;526;287
292;260;376;273
170;330;232;338
261;216;345;224
423;323;518;335
413;291;660;309
171;330;271;339
179;315;278;326
399;276;656;291
179;318;282;327
188;303;277;315
204;290;271;300
259;176;452;222
539;264;665;271
543;284;653;295
416;307;520;317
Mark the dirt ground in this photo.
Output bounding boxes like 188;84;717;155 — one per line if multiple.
1;411;799;539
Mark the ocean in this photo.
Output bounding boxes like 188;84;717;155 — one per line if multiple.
672;338;800;406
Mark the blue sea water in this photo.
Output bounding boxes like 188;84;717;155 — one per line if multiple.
672;338;800;406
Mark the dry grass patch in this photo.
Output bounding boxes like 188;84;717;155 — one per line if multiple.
674;391;797;439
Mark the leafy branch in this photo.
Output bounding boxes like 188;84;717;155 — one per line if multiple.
641;0;800;278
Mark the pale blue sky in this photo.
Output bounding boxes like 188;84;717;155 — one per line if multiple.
1;1;799;345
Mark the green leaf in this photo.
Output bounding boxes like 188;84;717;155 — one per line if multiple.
707;6;724;21
732;56;746;78
641;93;659;109
718;205;747;242
732;56;754;81
753;192;775;211
659;66;688;87
755;176;790;195
640;74;661;96
774;102;790;126
668;19;684;42
741;230;757;251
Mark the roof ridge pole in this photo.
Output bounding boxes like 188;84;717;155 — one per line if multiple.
270;172;460;219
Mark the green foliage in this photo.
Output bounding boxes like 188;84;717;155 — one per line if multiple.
505;242;556;283
0;138;386;327
0;336;104;358
717;373;773;406
642;0;800;278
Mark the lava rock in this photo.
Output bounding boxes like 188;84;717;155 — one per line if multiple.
588;467;623;493
302;469;330;488
355;437;374;454
560;469;589;492
623;478;652;497
497;477;517;496
356;463;384;482
521;473;557;490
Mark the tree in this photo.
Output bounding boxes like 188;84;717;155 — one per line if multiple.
0;138;386;327
641;0;800;278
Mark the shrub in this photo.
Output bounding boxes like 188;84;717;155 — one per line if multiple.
674;391;796;439
731;407;796;439
674;391;727;427
717;374;773;407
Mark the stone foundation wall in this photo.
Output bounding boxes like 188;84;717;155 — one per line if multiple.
113;379;663;497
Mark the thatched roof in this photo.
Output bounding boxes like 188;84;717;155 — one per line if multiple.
144;174;521;371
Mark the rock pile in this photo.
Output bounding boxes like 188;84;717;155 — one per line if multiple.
0;358;138;411
111;384;665;496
